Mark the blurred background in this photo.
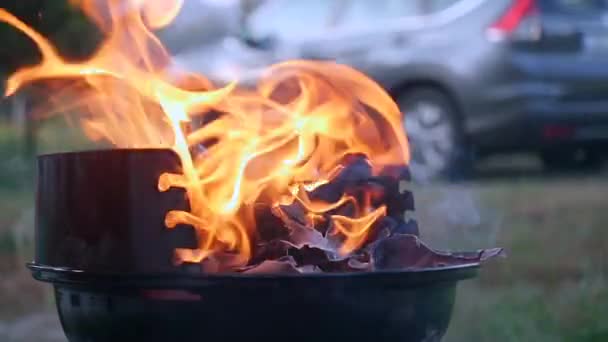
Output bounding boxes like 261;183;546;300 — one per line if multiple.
1;0;607;341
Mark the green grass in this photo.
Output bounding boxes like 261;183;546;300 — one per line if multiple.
0;117;83;320
435;177;608;342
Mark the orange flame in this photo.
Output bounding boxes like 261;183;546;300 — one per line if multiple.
0;1;409;267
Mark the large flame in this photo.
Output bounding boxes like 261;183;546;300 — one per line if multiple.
0;1;409;267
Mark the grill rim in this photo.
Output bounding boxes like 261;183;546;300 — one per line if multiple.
28;262;479;288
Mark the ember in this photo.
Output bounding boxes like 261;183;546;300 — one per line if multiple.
0;0;501;274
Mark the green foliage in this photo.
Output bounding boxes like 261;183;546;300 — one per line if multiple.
0;0;99;75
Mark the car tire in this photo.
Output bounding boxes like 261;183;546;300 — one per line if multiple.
396;88;470;181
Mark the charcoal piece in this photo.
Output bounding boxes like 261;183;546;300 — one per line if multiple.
335;154;372;182
359;181;386;207
362;175;415;219
363;216;396;246
374;178;415;219
198;253;244;273
325;200;356;221
347;253;372;271
272;204;341;255
378;164;412;182
323;214;392;255
309;154;372;203
372;234;504;271
255;204;290;242
392;219;419;236
296;264;322;273
289;246;329;267
315;253;374;272
386;188;415;219
249;240;290;267
285;219;333;251
317;259;356;273
288;252;355;273
272;202;309;226
243;256;301;274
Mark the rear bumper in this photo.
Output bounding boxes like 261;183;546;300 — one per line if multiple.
468;94;608;154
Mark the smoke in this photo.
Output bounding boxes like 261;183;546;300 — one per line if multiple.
409;183;503;251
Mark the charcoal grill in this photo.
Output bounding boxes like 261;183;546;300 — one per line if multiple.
29;149;481;342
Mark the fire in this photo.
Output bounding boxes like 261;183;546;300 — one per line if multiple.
0;1;409;269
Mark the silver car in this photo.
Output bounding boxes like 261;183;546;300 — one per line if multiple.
172;0;608;180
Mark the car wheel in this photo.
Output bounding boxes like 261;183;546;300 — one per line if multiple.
396;88;468;181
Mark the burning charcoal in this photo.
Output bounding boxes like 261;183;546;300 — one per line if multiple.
362;216;396;247
279;214;331;251
198;252;245;273
372;234;504;271
323;215;393;255
378;164;412;182
317;260;353;272
290;250;354;272
360;181;386;206
180;262;205;274
360;174;415;220
249;240;290;267
392;219;419;236
272;201;309;226
255;204;290;242
309;154;372;203
379;183;415;219
289;246;329;267
243;256;302;274
315;255;374;273
347;253;372;271
288;225;332;251
388;189;415;219
374;166;415;213
296;264;322;273
272;204;339;254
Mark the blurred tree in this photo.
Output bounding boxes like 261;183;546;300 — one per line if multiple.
0;0;99;72
0;0;99;157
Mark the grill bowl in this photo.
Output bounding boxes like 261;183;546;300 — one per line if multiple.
32;149;479;341
29;263;478;342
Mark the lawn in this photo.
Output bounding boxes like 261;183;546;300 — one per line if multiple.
438;173;608;342
0;117;607;341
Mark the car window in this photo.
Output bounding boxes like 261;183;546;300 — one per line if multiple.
424;0;468;13
338;0;424;30
246;0;339;42
540;0;608;14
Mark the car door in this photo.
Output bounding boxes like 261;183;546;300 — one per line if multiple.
245;0;345;61
306;0;426;78
244;0;426;79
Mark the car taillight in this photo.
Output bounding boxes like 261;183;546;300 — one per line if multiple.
487;0;541;42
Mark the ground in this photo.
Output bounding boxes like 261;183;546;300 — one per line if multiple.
0;120;607;341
